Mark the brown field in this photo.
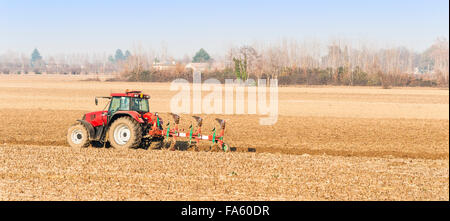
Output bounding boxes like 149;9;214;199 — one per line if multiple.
0;75;448;200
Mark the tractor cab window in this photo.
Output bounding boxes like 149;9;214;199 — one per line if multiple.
131;98;149;113
109;97;130;113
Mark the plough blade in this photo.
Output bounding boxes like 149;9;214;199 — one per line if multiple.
170;113;180;124
192;116;203;126
215;118;226;129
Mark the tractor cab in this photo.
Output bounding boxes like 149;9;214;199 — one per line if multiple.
108;91;150;114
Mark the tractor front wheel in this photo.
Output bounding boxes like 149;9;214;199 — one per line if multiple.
67;124;90;148
108;117;143;149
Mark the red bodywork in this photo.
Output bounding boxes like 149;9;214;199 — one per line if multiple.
84;111;108;127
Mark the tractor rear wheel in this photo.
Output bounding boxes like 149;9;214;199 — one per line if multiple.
108;117;142;149
67;124;90;148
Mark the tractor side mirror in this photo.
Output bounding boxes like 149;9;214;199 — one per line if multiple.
95;97;98;106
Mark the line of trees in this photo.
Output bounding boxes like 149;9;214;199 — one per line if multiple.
223;38;449;87
0;38;448;87
0;48;132;75
119;38;448;87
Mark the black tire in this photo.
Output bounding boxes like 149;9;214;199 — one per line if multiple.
108;116;142;149
67;124;90;148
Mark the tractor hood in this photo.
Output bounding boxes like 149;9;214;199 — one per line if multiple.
83;111;108;127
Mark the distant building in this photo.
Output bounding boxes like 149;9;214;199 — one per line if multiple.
152;60;177;71
185;62;210;72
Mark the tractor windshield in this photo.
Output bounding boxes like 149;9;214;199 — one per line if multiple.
109;97;130;112
131;98;149;113
109;96;149;113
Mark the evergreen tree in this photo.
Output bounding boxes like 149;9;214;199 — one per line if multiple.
108;55;115;63
115;49;125;61
192;48;211;63
31;48;42;67
124;50;131;59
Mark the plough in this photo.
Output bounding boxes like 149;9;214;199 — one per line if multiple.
147;113;229;152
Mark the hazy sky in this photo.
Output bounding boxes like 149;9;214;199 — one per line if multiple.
1;0;448;58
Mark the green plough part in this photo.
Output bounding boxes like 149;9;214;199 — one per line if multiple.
166;124;170;140
212;128;216;144
156;116;160;128
222;143;229;152
189;125;193;145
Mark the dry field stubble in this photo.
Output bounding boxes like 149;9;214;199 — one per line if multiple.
0;144;448;200
0;75;448;200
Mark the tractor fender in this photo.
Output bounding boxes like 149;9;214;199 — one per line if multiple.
112;111;145;124
77;120;95;140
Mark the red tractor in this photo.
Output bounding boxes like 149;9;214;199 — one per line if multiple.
67;90;229;151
